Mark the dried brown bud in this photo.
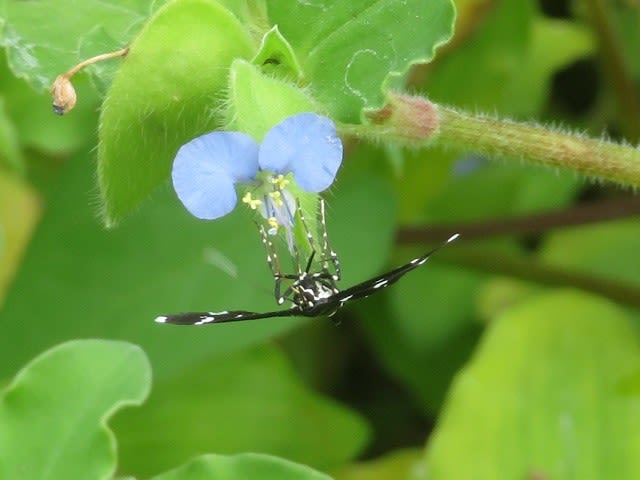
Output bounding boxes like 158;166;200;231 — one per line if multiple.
50;75;77;115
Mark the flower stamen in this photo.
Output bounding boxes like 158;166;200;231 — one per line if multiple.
271;174;290;190
268;190;284;207
242;192;262;210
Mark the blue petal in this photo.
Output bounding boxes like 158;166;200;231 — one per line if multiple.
172;132;259;219
259;113;343;192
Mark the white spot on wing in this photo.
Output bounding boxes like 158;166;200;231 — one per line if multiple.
154;316;167;323
447;233;461;243
195;316;215;325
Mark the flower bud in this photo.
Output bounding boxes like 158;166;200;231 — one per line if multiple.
50;75;77;115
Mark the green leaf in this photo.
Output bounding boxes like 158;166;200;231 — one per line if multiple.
228;58;315;139
267;0;456;122
1;0;158;91
150;453;332;480
252;26;304;80
115;345;369;477
0;148;395;386
98;0;254;225
0;52;100;154
0;340;151;480
426;290;640;479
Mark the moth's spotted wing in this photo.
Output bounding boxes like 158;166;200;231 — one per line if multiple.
154;233;460;325
155;307;298;326
332;233;460;306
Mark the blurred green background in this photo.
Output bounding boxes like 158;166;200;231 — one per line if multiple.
2;0;640;479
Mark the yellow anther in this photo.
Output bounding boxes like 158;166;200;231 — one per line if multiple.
267;216;279;235
268;190;284;207
271;174;290;190
241;192;262;210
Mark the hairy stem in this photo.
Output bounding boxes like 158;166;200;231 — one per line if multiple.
347;93;640;188
436;105;640;187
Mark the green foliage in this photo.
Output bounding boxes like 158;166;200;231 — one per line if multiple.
150;453;332;480
2;0;640;479
98;0;254;225
0;156;394;381
268;0;456;123
0;53;99;153
114;345;369;477
0;340;150;479
426;0;593;116
0;0;158;91
228;59;315;139
542;219;640;286
426;290;640;479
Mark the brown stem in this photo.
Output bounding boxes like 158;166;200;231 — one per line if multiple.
63;46;130;79
442;248;640;310
397;196;640;244
397;197;640;310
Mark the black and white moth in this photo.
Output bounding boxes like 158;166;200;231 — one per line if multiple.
154;233;459;326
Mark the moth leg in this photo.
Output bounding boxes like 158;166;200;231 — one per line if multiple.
295;199;319;274
258;223;288;304
319;198;341;281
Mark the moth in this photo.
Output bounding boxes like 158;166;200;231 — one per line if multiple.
155;200;459;326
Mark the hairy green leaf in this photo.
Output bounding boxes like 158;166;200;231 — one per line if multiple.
98;0;254;225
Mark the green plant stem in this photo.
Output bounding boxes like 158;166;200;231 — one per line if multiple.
346;93;640;188
436;105;640;187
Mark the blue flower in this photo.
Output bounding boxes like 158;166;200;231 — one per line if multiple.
172;113;343;223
